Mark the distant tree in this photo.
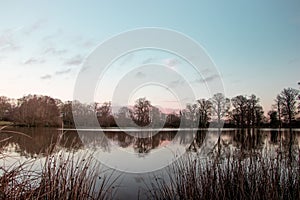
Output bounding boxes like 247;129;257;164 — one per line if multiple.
117;106;132;127
254;105;264;127
14;95;61;127
71;100;95;127
196;99;212;128
231;95;264;128
246;94;264;127
275;95;283;128
277;88;299;126
96;102;115;127
150;106;163;127
231;95;248;128
96;102;111;118
268;110;279;128
165;113;181;128
60;101;74;127
0;96;12;121
210;93;230;126
131;98;152;127
182;103;198;127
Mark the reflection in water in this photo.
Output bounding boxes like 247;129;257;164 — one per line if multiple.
1;128;299;161
0;127;83;158
1;127;300;199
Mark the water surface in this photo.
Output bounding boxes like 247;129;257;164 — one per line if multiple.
1;127;300;199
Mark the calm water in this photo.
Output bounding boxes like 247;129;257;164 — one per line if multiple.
1;127;300;199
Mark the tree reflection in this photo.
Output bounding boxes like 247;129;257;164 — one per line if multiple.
188;130;207;152
1;128;300;160
0;127;83;158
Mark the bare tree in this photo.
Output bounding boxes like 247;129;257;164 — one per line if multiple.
71;100;95;127
131;98;152;127
196;99;212;128
277;87;299;126
268;110;279;128
14;95;61;127
60;101;74;127
96;102;111;118
231;95;248;128
165;113;181;128
117;106;132;127
182;103;198;127
210;93;230;126
0;96;12;121
246;94;263;128
95;102;115;127
275;95;282;128
150;106;163;128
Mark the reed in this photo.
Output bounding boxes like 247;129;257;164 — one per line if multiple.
146;149;300;200
0;127;118;200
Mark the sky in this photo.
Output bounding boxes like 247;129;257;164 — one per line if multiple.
0;0;300;112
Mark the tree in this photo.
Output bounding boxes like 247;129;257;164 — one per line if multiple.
182;103;198;127
165;113;181;128
268;110;279;128
95;102;115;127
68;100;94;127
131;98;152;127
150;106;163;128
14;95;61;127
277;88;299;126
60;101;74;127
117;106;132;127
0;96;12;121
275;95;282;128
246;94;264;128
231;95;264;128
231;95;248;128
196;99;212;128
210;93;230;126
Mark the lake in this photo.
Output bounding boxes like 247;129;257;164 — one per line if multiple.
1;127;300;199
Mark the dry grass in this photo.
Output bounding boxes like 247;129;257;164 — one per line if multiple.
146;149;300;200
0;126;118;200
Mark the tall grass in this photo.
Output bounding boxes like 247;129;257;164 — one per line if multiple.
0;127;118;200
147;149;300;200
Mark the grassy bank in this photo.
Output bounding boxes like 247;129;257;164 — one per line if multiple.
0;121;13;126
147;150;300;200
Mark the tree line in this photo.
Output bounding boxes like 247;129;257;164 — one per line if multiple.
0;87;299;128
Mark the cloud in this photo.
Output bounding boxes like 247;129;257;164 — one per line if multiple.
195;74;220;83
135;71;146;78
55;68;72;75
43;47;67;56
23;20;46;35
69;35;96;49
64;55;83;66
80;39;96;48
0;28;20;52
169;79;185;88
42;29;63;42
142;57;155;64
40;74;52;80
164;58;180;68
23;58;45;65
40;68;72;80
201;68;211;74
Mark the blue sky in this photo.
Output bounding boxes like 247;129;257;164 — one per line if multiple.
0;1;299;111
